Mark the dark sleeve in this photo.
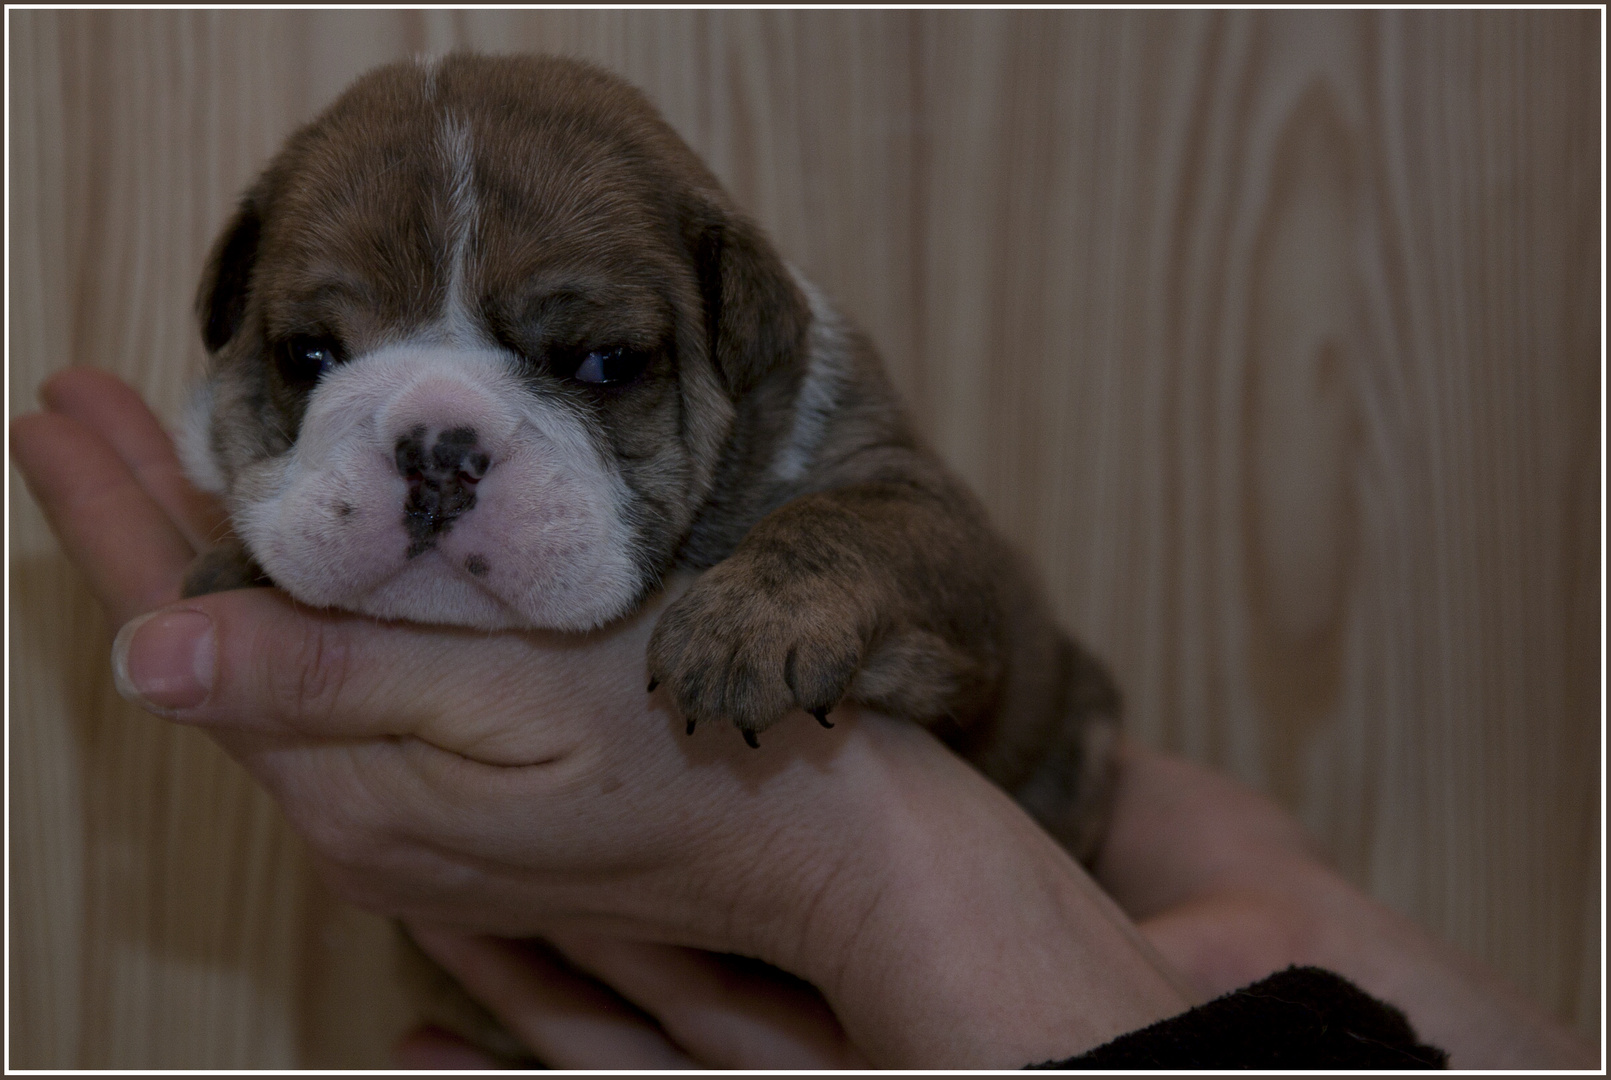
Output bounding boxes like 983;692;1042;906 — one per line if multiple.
1027;966;1448;1070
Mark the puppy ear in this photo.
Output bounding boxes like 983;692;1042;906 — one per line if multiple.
196;198;263;352
691;208;810;398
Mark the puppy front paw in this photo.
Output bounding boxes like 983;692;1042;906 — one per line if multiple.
646;560;868;746
182;540;272;597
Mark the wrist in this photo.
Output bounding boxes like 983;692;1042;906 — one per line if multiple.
737;712;1188;1067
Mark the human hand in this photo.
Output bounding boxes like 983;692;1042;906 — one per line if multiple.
13;369;1190;1068
1092;740;1598;1070
381;735;1358;1069
391;740;1306;1069
393;735;1598;1071
394;928;869;1069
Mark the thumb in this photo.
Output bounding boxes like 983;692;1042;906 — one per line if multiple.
110;588;443;738
108;586;667;763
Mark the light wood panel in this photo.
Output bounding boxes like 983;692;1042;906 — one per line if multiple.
8;9;1600;1067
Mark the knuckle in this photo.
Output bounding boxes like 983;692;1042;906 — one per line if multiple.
264;618;353;729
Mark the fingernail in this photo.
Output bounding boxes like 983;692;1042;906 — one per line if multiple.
112;609;215;711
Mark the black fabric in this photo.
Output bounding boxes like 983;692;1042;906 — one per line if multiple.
1029;966;1448;1070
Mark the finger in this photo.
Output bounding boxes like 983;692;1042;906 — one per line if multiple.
1136;893;1311;1002
39;367;229;551
108;588;478;739
1093;738;1317;920
406;924;695;1069
547;934;868;1069
393;1024;507;1070
196;731;523;915
107;584;664;762
11;411;197;626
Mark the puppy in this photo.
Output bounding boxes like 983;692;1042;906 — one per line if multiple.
180;53;1119;862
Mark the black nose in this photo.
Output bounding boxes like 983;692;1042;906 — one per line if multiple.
395;425;491;556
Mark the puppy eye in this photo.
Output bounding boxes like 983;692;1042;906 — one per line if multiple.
571;345;650;386
277;335;343;387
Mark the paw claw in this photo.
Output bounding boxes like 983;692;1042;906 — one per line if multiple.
742;728;760;749
686;717;697;736
647;563;863;749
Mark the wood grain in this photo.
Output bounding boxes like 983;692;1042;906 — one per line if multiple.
7;9;1600;1066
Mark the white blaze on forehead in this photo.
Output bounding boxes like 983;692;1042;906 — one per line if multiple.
773;272;851;483
438;112;481;346
416;53;441;101
235;342;643;631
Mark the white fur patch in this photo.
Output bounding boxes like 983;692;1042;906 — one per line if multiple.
234;342;642;631
438;113;481;346
773;275;851;482
176;378;228;494
417;53;441;102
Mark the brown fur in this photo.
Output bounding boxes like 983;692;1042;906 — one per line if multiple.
189;53;1119;858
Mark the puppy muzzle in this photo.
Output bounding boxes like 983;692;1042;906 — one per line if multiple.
233;342;642;631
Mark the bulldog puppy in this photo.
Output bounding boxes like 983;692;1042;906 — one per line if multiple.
180;53;1119;860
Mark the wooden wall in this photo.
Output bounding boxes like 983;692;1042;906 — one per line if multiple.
8;9;1601;1067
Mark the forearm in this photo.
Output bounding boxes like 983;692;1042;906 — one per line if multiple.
1283;865;1596;1070
1095;741;1596;1070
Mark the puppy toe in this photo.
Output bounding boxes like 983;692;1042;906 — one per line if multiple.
650;562;867;745
782;633;862;716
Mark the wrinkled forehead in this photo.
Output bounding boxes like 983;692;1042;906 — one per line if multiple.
253;85;692;347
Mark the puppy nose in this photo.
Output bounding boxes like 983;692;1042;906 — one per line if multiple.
395;425;492;556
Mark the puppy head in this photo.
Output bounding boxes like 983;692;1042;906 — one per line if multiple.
185;55;809;631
